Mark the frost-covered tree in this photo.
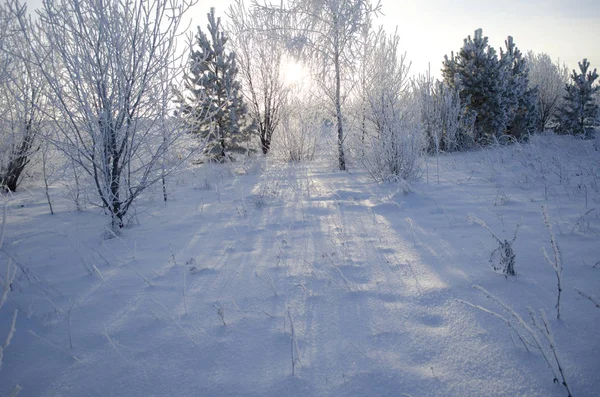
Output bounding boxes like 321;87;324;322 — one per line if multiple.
414;72;474;183
360;28;423;182
443;29;536;143
253;0;381;171
179;8;252;162
272;88;322;162
526;51;569;131
500;37;538;140
227;0;287;155
555;58;599;137
442;29;508;143
0;1;46;192
356;15;374;145
416;77;474;153
15;0;197;232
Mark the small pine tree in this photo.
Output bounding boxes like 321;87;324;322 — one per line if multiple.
501;36;538;140
555;59;599;138
179;8;253;162
443;30;538;144
442;29;509;143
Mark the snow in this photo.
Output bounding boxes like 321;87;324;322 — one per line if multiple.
1;133;599;396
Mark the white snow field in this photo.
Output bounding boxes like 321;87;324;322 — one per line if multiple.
1;134;599;396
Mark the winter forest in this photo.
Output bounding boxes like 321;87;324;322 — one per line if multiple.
0;0;599;395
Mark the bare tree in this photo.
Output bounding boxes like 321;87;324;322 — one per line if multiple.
527;51;569;131
13;0;199;232
364;28;411;138
227;0;288;155
272;86;322;162
416;75;475;155
0;1;47;192
360;28;423;182
253;0;380;170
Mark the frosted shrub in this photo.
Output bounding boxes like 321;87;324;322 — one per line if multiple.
358;28;425;183
415;75;475;154
252;172;282;208
16;0;199;232
279;116;318;163
271;93;321;163
460;286;573;397
468;214;520;276
361;120;424;183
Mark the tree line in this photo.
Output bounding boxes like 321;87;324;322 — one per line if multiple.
0;0;598;232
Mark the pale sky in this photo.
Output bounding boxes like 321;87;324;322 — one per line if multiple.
24;0;600;78
191;0;600;78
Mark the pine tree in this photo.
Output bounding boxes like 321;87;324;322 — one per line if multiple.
555;59;599;137
179;8;253;162
501;36;538;140
442;29;508;143
443;30;538;144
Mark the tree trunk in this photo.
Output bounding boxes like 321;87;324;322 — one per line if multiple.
334;46;345;171
110;155;123;229
260;115;273;155
1;157;27;192
0;125;35;192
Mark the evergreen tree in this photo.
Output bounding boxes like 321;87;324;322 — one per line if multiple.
443;30;538;144
500;36;538;140
555;59;599;137
179;8;252;162
442;29;508;143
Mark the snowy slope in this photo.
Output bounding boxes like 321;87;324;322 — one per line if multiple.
1;134;599;396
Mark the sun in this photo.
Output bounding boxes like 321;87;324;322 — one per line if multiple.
282;58;310;87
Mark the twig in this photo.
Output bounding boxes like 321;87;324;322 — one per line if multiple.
463;285;572;397
575;288;600;308
8;385;22;397
0;258;17;308
255;271;278;296
151;299;200;346
67;308;73;349
0;201;7;249
468;214;502;243
29;330;82;363
294;282;312;297
286;307;300;376
541;205;563;320
103;327;129;364
457;298;530;352
182;264;187;315
405;217;417;247
533;309;573;397
571;208;595;233
0;310;18;371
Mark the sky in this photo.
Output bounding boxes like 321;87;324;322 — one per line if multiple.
190;0;600;78
23;0;600;79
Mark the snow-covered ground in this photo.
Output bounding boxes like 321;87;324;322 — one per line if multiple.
1;134;599;396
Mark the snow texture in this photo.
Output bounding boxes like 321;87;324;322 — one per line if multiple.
0;133;599;396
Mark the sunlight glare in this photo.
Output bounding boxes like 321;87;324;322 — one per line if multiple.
282;59;309;86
